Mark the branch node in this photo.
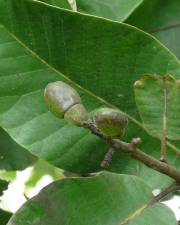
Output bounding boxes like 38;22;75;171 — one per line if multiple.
131;137;141;147
160;157;168;163
83;120;180;183
101;147;115;168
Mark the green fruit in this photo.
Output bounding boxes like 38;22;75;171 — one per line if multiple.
44;81;81;118
44;81;88;126
64;104;88;127
93;108;128;138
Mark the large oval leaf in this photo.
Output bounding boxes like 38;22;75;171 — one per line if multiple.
0;0;179;188
0;0;179;116
7;172;177;225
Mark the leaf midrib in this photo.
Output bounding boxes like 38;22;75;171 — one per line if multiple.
119;204;148;225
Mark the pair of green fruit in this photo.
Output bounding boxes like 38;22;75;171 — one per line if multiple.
44;81;128;138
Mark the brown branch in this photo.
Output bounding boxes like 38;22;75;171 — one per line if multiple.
119;182;180;225
149;182;180;205
83;122;180;184
101;147;115;168
83;121;108;141
112;139;180;183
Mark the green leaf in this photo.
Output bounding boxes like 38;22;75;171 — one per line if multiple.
0;128;36;171
76;0;143;21
126;0;180;58
7;172;177;225
39;0;71;9
0;209;12;225
0;0;179;188
134;74;180;141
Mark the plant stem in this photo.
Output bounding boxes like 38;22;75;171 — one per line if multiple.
101;147;115;168
149;182;180;205
83;122;180;183
113;139;180;183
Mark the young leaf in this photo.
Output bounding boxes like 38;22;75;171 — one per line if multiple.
134;74;180;140
7;172;177;225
